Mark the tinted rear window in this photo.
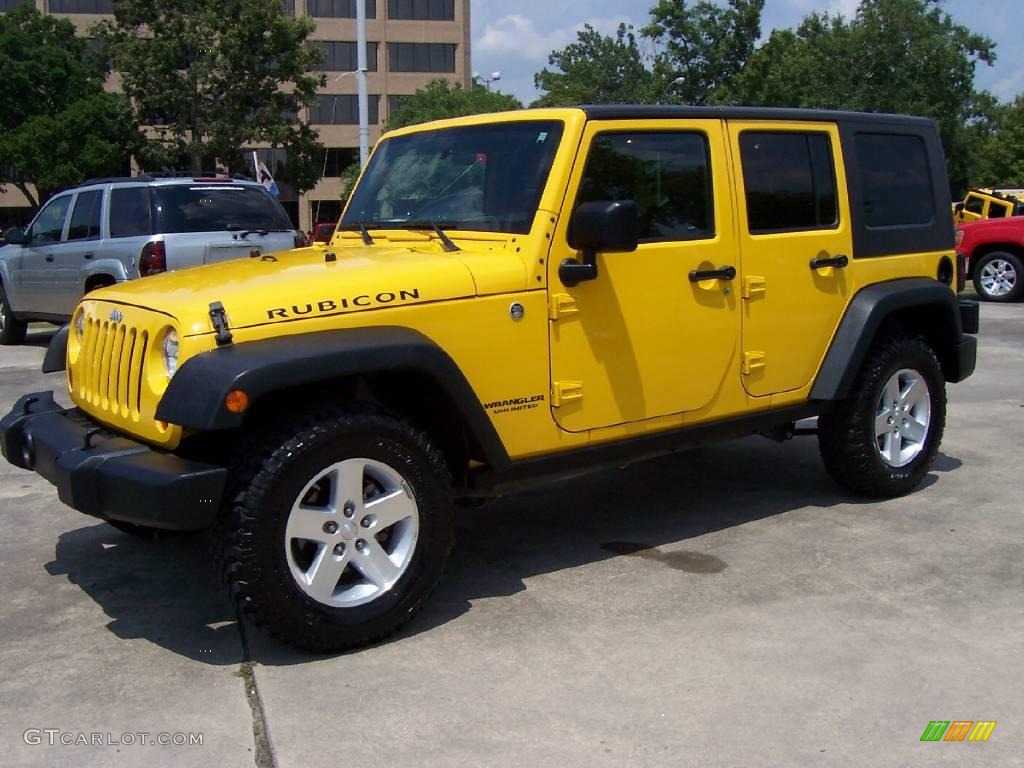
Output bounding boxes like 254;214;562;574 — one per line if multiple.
153;185;292;234
110;187;154;238
855;133;934;227
68;190;102;241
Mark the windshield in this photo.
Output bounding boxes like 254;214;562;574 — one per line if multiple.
342;120;564;234
153;185;293;234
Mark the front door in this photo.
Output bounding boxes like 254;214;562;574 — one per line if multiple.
548;120;739;433
728;122;855;398
55;188;105;315
21;193;73;315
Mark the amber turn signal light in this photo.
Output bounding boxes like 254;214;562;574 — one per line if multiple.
225;390;250;413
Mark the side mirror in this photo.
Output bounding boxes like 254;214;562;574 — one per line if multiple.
560;200;639;287
953;202;965;213
3;227;27;246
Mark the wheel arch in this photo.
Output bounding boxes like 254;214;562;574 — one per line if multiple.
156;327;510;476
810;278;967;401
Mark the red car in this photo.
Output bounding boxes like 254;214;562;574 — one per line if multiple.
957;216;1024;302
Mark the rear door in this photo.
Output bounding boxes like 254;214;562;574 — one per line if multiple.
54;188;105;314
728;121;854;398
547;119;740;432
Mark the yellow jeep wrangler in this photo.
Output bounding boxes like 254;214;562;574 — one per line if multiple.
1;107;979;651
953;187;1024;223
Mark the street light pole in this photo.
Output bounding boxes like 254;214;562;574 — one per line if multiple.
356;0;369;168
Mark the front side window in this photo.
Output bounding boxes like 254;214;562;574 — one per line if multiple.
740;132;838;233
963;195;985;215
576;131;714;243
67;190;103;241
854;133;934;228
29;195;72;244
342;121;564;234
153;185;293;234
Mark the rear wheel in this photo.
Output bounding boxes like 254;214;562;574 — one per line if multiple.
0;282;27;345
972;251;1023;302
818;336;945;498
221;405;453;652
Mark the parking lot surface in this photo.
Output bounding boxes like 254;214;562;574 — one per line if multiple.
1;307;1021;767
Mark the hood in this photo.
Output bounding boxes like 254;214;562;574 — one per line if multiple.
97;241;526;336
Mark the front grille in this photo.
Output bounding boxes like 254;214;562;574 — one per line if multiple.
77;317;149;421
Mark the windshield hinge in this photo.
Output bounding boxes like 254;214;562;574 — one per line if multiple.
209;301;233;346
548;293;579;320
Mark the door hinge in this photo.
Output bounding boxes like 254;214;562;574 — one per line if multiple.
742;276;767;300
548;293;579;320
741;352;766;375
551;381;583;406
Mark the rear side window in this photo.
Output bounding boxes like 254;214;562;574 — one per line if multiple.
110;187;154;238
739;132;838;233
854;133;934;227
153;185;293;234
963;195;985;215
989;202;1009;218
67;190;102;241
576;131;714;242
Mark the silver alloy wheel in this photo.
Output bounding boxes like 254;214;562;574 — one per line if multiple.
874;368;930;468
979;257;1017;298
285;458;419;608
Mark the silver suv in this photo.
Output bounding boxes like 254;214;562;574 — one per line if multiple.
0;175;301;344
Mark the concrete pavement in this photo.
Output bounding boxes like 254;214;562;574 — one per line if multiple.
0;308;1021;767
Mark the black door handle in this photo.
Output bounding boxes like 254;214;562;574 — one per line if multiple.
45;255;54;262
809;254;848;270
689;265;736;282
83;253;93;259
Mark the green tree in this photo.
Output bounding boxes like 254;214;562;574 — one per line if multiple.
727;0;995;191
643;0;764;105
0;5;142;209
95;0;325;192
974;97;1024;186
385;80;522;131
533;24;654;107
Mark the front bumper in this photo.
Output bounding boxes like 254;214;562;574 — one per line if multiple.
0;392;225;530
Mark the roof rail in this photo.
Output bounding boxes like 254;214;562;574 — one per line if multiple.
76;175;154;187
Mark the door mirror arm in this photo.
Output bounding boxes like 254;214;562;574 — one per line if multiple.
558;248;598;288
3;227;28;246
559;200;639;287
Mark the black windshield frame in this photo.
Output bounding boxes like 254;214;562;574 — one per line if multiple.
342;120;565;235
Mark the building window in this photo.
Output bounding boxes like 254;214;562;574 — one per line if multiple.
387;95;409;116
316;41;378;72
48;0;113;12
739;132;838;233
387;0;454;20
0;0;34;10
322;148;359;177
282;0;295;13
307;0;377;19
387;42;455;73
309;94;380;125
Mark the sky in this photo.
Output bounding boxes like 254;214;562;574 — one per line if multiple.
470;0;1024;107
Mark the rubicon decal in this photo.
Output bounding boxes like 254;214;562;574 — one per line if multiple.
267;289;421;319
483;394;545;414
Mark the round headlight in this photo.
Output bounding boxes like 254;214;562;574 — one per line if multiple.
162;329;179;377
74;311;85;339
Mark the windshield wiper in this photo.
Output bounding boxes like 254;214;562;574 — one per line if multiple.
338;222;375;246
397;220;460;252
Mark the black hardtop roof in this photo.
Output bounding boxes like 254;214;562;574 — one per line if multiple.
581;104;936;128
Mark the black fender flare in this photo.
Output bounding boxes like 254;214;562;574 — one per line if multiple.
155;327;510;469
810;278;969;401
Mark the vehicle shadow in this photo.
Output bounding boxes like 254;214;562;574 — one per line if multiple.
42;436;962;665
23;327;57;348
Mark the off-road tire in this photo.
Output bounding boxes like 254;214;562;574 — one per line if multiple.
972;250;1023;302
0;281;27;346
220;403;453;653
818;336;946;498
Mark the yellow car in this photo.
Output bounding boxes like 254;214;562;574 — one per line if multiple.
1;107;978;651
953;188;1024;223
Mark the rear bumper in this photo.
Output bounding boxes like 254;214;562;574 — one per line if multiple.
0;392;225;530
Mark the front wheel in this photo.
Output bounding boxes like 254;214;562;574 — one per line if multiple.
818;336;946;498
0;282;27;345
972;251;1023;302
221;405;453;652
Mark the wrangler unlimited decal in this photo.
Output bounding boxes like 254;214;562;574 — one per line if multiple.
267;289;421;320
483;394;546;415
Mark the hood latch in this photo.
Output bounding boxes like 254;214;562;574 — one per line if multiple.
209;301;233;346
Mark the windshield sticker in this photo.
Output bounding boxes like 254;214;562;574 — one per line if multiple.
266;288;421;320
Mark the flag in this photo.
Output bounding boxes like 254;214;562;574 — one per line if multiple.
252;150;279;197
